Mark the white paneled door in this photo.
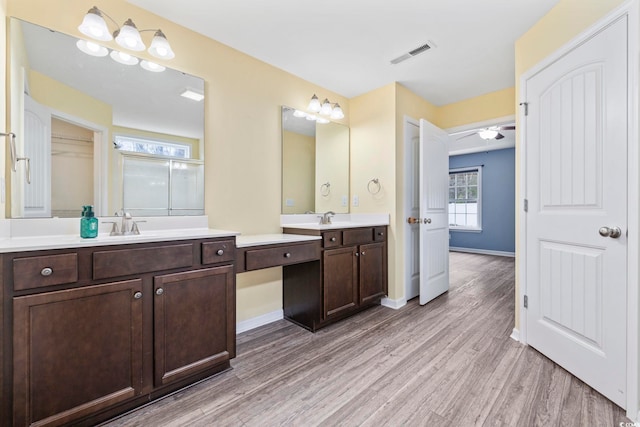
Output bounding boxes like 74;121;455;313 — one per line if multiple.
419;119;450;305
405;120;421;301
23;96;51;218
524;16;628;407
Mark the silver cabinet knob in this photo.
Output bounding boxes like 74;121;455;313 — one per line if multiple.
599;226;622;238
40;267;53;277
156;288;164;296
361;251;366;256
424;218;432;224
216;249;224;256
355;252;360;257
378;232;384;236
284;252;291;258
133;291;143;299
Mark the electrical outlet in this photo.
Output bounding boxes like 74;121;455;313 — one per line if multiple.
341;195;348;206
285;198;295;207
353;195;359;207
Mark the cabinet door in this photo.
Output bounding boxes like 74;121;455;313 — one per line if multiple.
154;266;235;386
359;242;387;304
323;247;358;319
13;280;143;427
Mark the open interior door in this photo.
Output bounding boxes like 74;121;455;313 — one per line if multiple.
418;119;450;305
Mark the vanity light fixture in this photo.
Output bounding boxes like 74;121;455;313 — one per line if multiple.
78;6;175;59
180;89;205;102
306;94;344;120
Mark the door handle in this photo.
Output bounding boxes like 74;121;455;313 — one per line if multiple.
407;217;420;224
424;218;432;224
599;226;622;238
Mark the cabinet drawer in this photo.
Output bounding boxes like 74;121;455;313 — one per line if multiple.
374;227;387;242
323;231;342;248
245;242;319;271
93;244;193;280
202;240;236;264
13;253;78;291
342;228;374;246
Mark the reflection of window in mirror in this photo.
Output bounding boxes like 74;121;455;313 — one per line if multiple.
114;135;192;158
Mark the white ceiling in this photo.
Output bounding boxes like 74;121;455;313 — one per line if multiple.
127;0;559;106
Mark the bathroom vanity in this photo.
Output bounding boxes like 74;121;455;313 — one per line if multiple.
0;221;238;427
281;215;389;332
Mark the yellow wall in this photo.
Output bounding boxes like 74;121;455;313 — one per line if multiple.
513;0;627;328
315;122;349;213
282;130;315;214
0;0;6;219
437;87;515;129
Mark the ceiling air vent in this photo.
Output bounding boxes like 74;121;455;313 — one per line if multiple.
390;41;434;65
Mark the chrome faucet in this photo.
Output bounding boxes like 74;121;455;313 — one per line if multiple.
318;211;335;225
103;210;143;236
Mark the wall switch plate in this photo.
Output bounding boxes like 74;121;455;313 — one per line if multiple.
341;195;348;206
353;195;359;207
285;198;295;207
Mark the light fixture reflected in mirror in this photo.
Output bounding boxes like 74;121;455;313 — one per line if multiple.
76;39;108;57
140;60;166;73
110;50;139;65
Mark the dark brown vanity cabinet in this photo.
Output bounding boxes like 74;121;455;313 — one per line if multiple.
283;226;388;331
2;237;236;427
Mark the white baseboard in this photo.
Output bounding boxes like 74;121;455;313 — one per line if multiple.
236;309;283;334
450;247;516;258
381;297;406;310
510;328;520;342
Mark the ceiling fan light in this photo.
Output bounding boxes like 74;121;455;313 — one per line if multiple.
478;129;499;140
76;39;109;57
115;19;145;51
308;94;321;113
330;103;344;120
148;30;175;59
110;49;139;65
78;7;113;41
320;99;333;115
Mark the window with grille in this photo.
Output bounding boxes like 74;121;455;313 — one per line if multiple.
114;135;191;159
448;167;482;231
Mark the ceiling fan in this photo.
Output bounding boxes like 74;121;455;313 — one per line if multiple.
450;124;516;141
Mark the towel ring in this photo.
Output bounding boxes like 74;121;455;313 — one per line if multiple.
367;178;381;195
320;182;331;197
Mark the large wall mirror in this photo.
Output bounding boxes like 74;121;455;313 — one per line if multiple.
281;106;349;214
8;18;205;218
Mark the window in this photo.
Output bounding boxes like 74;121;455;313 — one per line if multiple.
114;135;191;159
449;167;482;230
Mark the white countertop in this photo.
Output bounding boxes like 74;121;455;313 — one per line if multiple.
281;213;389;230
236;234;321;248
0;216;239;253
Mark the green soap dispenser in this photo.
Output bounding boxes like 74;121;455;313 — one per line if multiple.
80;205;98;238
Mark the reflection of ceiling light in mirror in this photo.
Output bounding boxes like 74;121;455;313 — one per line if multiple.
180;89;205;102
149;30;175;59
478;128;499;140
115;19;145;51
78;7;113;41
76;39;108;57
110;50;139;65
140;60;166;72
306;114;317;121
293;110;306;118
316;117;330;124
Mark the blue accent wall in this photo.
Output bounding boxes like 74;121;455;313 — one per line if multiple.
449;148;515;253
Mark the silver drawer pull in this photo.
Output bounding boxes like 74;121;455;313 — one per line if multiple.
378;232;384;236
284;252;291;258
355;252;360;257
217;249;224;256
330;237;336;242
156;288;164;296
40;267;53;277
361;251;366;256
133;291;143;300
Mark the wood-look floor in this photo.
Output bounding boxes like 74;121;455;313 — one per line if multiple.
104;252;629;426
